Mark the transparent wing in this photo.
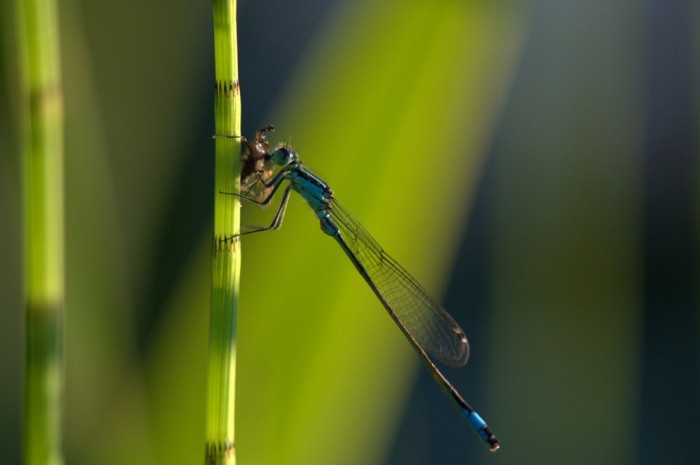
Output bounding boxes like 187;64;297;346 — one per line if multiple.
329;198;470;367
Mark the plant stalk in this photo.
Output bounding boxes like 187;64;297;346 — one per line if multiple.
18;0;65;463
206;0;241;464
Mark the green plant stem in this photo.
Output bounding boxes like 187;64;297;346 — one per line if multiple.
18;0;65;463
206;0;241;464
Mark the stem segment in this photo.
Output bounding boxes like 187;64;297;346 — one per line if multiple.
206;0;241;464
18;0;65;463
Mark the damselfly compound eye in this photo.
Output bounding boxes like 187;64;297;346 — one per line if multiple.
269;146;297;166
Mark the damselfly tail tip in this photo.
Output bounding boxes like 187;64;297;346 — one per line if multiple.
467;411;500;451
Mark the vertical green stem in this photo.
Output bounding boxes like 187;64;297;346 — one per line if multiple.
206;0;241;464
18;0;65;463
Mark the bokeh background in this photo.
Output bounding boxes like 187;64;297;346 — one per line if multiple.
2;0;700;464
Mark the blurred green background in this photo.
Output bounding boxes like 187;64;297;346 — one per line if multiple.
2;0;700;464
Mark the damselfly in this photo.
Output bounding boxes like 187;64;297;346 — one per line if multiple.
224;127;500;452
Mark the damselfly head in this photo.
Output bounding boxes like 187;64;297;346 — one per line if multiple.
268;144;298;167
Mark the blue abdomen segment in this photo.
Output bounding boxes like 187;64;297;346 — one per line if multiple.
468;411;487;437
319;213;339;237
466;410;500;451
